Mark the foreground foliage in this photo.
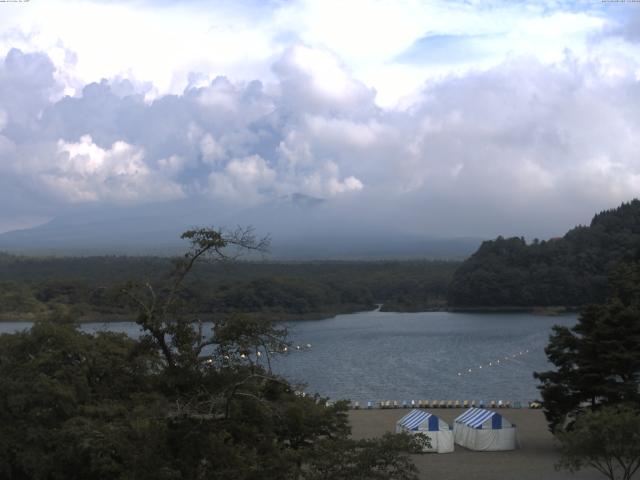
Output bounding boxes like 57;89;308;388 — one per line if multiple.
536;260;640;479
0;227;421;480
301;433;426;480
534;262;640;432
556;405;640;480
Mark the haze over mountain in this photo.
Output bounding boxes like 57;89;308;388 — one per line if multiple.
0;194;481;259
1;1;640;253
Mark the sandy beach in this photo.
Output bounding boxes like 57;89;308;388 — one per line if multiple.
349;408;603;480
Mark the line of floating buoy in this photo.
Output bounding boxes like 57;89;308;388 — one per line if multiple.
269;343;312;354
350;399;542;410
202;342;312;365
456;350;530;377
207;342;314;362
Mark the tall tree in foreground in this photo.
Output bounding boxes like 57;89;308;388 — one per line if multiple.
534;262;640;432
123;227;273;373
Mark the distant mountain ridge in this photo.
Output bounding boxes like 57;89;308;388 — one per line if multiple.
448;199;640;307
0;197;481;259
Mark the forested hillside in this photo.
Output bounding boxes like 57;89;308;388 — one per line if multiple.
448;200;640;307
0;256;457;321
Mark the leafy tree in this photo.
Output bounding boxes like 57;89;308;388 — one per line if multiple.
556;405;640;480
121;226;272;371
301;433;427;480
534;263;640;432
0;321;163;480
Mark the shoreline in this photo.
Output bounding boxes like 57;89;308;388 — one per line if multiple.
0;304;580;323
381;305;580;315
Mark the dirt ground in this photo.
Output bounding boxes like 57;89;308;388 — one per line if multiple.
349;408;603;480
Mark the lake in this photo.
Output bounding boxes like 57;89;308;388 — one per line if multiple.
0;310;577;404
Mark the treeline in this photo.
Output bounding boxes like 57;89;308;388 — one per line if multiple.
449;200;640;307
0;256;458;321
4;200;639;318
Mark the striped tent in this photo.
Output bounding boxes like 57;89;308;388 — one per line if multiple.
395;409;454;453
453;408;518;451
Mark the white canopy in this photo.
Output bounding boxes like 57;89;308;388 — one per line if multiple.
453;408;518;451
395;409;454;453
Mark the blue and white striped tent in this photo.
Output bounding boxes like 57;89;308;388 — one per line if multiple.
455;408;507;429
453;408;517;451
395;410;454;453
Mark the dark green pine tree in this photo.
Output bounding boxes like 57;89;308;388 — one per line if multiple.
534;262;640;432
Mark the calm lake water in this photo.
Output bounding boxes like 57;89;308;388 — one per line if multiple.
0;310;577;403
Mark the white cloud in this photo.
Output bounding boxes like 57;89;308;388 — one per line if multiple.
0;0;281;98
0;48;60;128
199;133;226;165
306;116;385;148
273;45;376;116
198;82;238;111
0;0;614;108
42;135;184;203
158;154;187;175
208;154;276;203
1;1;640;237
329;175;363;195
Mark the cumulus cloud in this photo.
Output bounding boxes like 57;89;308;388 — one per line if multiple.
1;16;640;238
273;45;376;115
0;46;372;213
0;0;615;108
0;109;7;132
0;48;61;134
12;135;184;204
601;8;640;43
208;154;277;204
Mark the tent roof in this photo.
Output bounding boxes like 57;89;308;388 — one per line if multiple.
397;409;438;430
454;408;502;429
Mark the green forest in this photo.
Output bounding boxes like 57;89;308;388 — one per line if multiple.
0;254;457;322
448;200;640;308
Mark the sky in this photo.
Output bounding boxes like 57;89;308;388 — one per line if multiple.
0;0;639;241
